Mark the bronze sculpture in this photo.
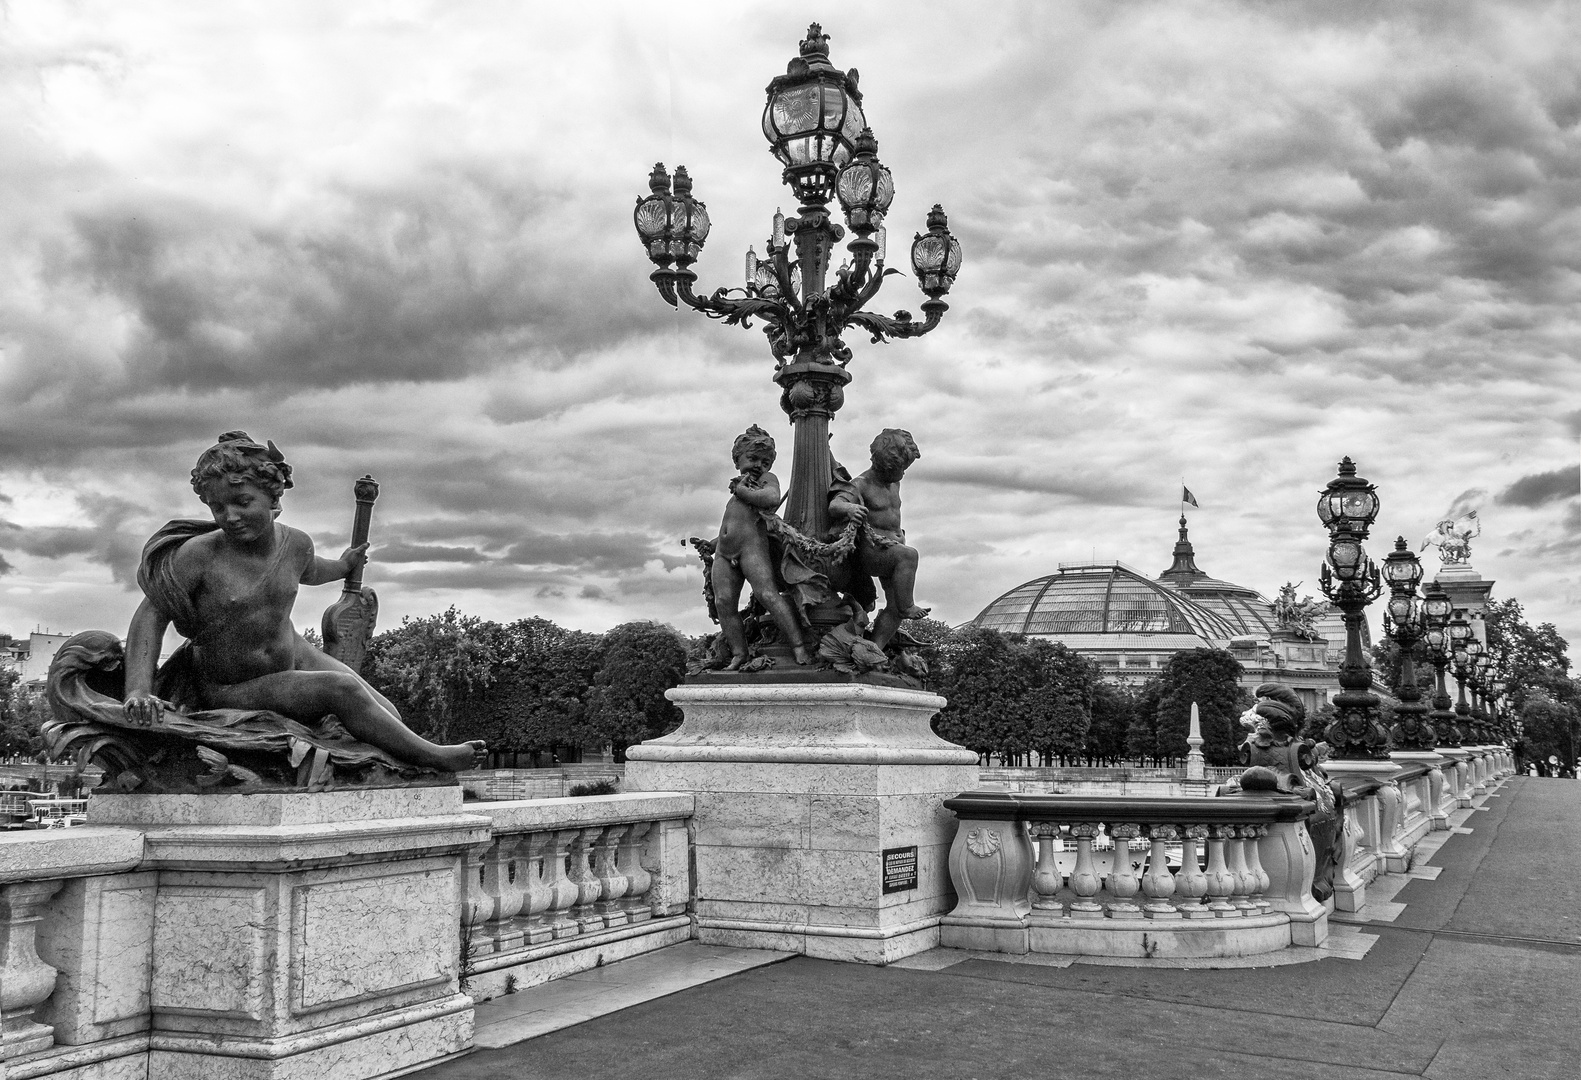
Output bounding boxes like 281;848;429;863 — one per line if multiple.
45;432;485;792
830;429;929;651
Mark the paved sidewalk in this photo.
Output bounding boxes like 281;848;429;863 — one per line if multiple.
416;777;1580;1080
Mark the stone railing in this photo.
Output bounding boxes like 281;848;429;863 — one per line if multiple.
941;792;1327;959
459;793;693;1000
0;790;695;1079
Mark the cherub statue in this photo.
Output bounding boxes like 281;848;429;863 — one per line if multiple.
1232;682;1345;902
829;429;930;651
711;426;811;669
46;432;485;789
1420;511;1479;566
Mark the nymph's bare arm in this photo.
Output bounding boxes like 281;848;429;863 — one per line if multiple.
123;598;169;725
301;539;367;586
829;494;868;523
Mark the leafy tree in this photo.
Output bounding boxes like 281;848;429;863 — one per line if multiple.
1517;690;1579;773
1154;649;1249;765
470;617;603;756
1085;681;1136;765
1483;598;1572;712
364;606;502;743
1020;640;1095;765
584;622;688;754
0;668;47;759
1125;678;1163;762
931;627;1036;760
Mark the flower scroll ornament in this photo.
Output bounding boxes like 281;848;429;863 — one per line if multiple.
965;828;1001;858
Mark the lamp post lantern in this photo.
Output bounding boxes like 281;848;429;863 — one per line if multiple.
1381;537;1435;751
1448;614;1474;742
636;23;960;541
1316;458;1390;759
1421;580;1460;748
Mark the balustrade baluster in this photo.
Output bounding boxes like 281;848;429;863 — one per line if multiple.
1175;825;1211;919
543;829;582;939
488;834;529;951
1066;823;1104;918
1028;823;1065;913
520;831;556;945
1105;824;1142;918
617;822;654;922
1204;825;1238;917
594;824;631;927
1;879;65;1057
461;845;493;953
1140;824;1179;919
1226;828;1257;915
1243;825;1272;913
567;827;606;933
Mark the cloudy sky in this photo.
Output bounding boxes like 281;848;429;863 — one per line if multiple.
2;0;1578;662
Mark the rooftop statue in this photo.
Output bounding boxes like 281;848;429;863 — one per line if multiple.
1420;510;1479;566
1272;581;1323;640
44;432;486;792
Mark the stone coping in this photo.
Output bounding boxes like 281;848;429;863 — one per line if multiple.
88;784;464;827
0;826;144;884
470;792;695;834
666;683;947;709
1330;774;1387;799
942;791;1315;824
1391;761;1435;783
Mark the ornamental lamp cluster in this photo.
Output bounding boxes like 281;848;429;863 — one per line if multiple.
632;23;963;541
1380;536;1435;750
1421;579;1462;747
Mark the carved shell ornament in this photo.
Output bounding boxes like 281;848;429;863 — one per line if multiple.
965;829;1001;858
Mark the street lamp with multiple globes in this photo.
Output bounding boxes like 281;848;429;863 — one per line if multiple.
1421;580;1461;748
1316;458;1390;758
1381;537;1436;751
634;23;961;541
1448;614;1474;742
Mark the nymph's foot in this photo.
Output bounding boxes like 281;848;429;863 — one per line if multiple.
438;741;485;772
901;605;931;620
723;653;747;672
792;644;811;665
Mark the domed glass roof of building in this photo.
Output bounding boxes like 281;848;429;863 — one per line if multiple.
973;563;1240;642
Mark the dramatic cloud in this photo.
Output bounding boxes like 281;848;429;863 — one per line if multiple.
1498;466;1581;508
0;1;1578;660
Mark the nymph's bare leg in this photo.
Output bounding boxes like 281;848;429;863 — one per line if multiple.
204;669;482;771
868;544;928;651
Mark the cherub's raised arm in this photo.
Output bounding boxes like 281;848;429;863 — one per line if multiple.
732;472;785;509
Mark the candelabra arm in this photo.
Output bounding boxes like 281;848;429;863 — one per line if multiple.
845;298;948;344
672;272;790;330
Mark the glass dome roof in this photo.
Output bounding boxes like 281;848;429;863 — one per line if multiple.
972;564;1239;641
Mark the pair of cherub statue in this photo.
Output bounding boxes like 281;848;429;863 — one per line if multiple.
699;424;928;676
45;433;484;792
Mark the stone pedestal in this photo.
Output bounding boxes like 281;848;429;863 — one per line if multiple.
624;683;979;964
86;786;489;1080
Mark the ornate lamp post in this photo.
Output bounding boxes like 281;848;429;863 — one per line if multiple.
635;23;960;541
1448;615;1474;742
1316;458;1389;758
1381;537;1435;750
1422;580;1460;748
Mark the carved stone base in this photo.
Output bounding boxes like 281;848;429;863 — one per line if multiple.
625;684;978;964
83;787;488;1080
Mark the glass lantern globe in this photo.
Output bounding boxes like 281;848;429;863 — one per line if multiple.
1422;582;1453;626
835;128;895;235
1448;616;1472;644
1328;537;1364;581
911;205;962;299
1316;457;1380;538
632;163;710;267
762;24;867;204
1382;536;1424;590
1426;626;1446;651
1387;593;1419;627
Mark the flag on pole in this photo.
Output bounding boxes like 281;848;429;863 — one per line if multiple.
1181;486;1199;508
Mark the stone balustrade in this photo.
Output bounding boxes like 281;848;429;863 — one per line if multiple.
458;793;694;1001
0;789;695;1079
940;792;1328;958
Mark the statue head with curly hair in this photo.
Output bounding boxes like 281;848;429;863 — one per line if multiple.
190;431;294;508
731;424;777;468
869;428;920;479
